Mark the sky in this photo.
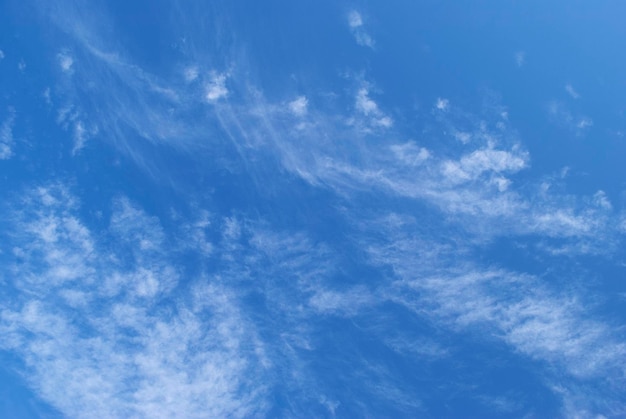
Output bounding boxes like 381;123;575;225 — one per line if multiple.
2;1;626;418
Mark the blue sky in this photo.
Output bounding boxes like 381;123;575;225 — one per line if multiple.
2;1;626;417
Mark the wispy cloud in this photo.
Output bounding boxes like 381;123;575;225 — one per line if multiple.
288;96;308;117
56;104;95;154
515;51;525;67
353;85;393;128
0;108;15;159
360;212;626;414
565;84;580;99
57;51;74;73
348;11;374;48
1;185;270;418
28;3;626;415
547;101;593;135
183;65;199;83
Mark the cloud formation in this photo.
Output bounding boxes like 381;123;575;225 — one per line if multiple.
0;108;15;159
354;86;392;128
58;52;74;73
205;72;229;102
288;96;308;116
547;101;593;135
565;84;580;99
348;11;374;48
1;185;270;418
4;2;624;416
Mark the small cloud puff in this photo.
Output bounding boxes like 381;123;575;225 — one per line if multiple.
58;52;74;73
593;190;612;210
0;109;16;160
288;96;308;116
565;84;580;99
205;72;229;102
390;142;430;166
435;98;449;111
355;87;392;128
547;101;592;135
184;66;199;83
347;11;374;48
72;121;87;155
348;11;363;28
441;147;527;185
454;131;471;143
515;51;525;67
356;88;378;115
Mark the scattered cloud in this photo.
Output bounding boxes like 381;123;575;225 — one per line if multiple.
288;96;308;116
347;11;374;48
435;97;449;111
440;147;527;185
547;101;593;135
56;104;95;155
205;72;229;102
72;120;87;154
57;52;74;73
348;10;363;28
390;142;430;166
0;108;16;160
515;51;525;67
565;84;580;99
354;86;392;128
361;214;626;414
184;66;199;83
22;7;626;415
1;185;270;418
593;190;612;210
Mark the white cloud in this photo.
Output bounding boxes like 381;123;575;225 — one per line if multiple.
441;147;527;184
348;11;363;28
58;52;74;73
515;51;525;67
453;131;471;143
308;286;373;316
55;104;96;155
31;7;626;413
72;121;87;154
565;84;580;99
354;87;392;128
184;66;199;83
593;190;612;210
547;101;593;135
390;142;430;166
435;97;449;111
577;117;593;129
0;108;15;159
356;88;378;115
347;11;374;48
288;96;308;116
205;72;229;102
360;216;626;414
1;185;269;418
